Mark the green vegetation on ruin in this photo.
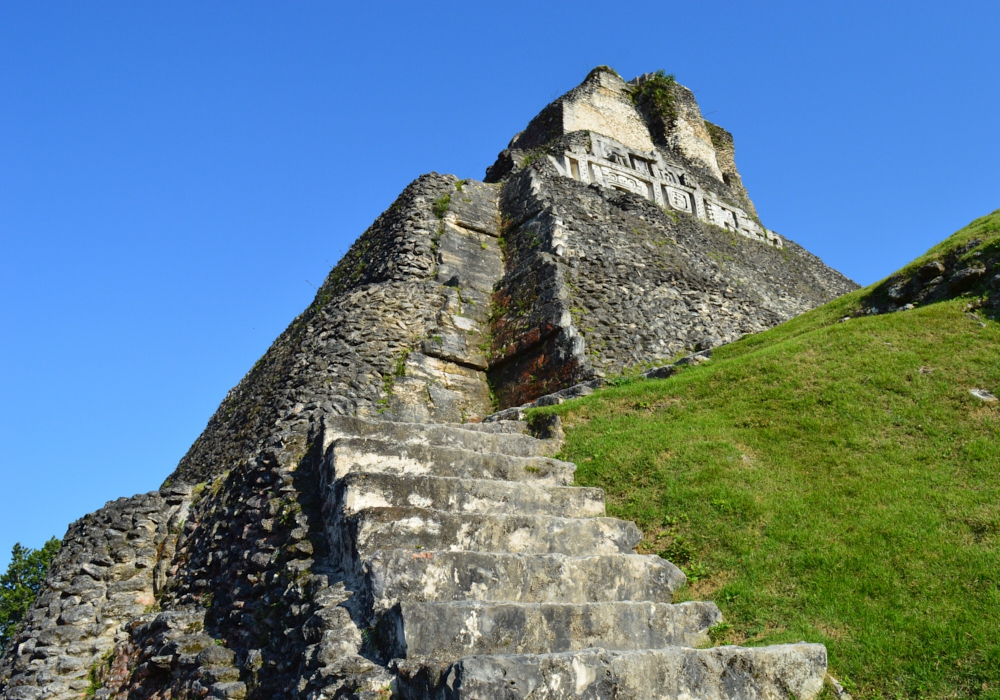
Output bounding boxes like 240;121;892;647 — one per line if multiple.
631;69;678;131
520;148;550;168
432;193;451;219
533;212;1000;699
704;120;731;151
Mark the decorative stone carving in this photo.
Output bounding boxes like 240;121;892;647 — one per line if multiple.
664;186;692;213
551;132;782;248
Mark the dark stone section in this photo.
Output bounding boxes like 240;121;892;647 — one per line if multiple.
96;444;386;700
486;168;592;408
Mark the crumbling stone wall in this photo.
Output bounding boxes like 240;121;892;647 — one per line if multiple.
491;69;651;157
91;443;379;700
0;488;190;699
554;172;855;372
561;70;656;154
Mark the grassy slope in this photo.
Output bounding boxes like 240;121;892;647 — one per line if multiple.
535;211;1000;699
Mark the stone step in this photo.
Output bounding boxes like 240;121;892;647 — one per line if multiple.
457;420;530;435
377;600;721;660
335;473;605;518
365;550;684;611
394;643;828;700
336;507;641;558
324;438;575;485
322;415;552;458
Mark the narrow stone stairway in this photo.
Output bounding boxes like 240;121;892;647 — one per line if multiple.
319;416;827;699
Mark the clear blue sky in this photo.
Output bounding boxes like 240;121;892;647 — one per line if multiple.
2;1;999;570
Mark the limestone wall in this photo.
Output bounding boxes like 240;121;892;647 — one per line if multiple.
483;164;592;408
656;81;724;181
704;121;758;219
560;70;655;154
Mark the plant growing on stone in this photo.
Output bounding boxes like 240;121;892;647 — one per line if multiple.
394;350;409;377
83;655;107;699
313;289;334;313
631;69;678;133
277;501;302;527
432;194;451;219
520;148;548;168
0;538;60;646
703;120;730;150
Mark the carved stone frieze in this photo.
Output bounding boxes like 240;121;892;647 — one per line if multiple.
550;132;783;248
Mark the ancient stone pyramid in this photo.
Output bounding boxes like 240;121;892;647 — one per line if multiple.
2;68;856;700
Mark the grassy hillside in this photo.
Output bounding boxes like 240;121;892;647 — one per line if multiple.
534;211;1000;699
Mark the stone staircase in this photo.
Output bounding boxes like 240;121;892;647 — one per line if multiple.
319;416;827;699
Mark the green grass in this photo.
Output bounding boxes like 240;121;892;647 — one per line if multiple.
534;212;1000;699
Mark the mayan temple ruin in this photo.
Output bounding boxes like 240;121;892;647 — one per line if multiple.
1;67;857;699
